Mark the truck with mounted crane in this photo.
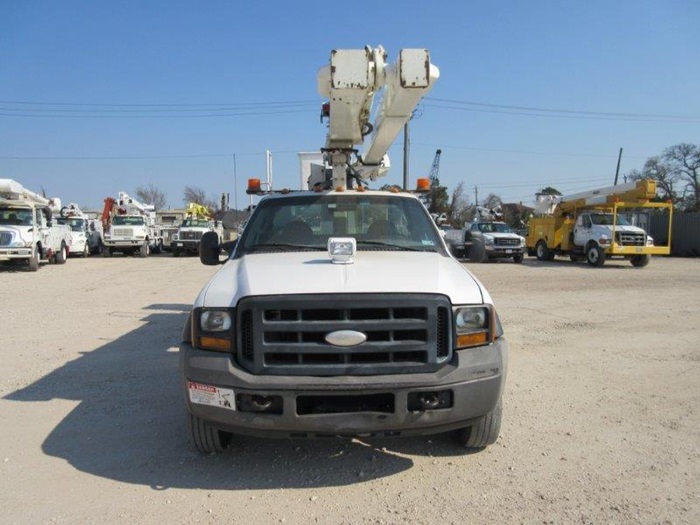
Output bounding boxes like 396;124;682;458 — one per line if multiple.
101;192;163;257
180;46;507;454
526;179;672;267
171;202;223;257
0;179;72;271
55;203;99;257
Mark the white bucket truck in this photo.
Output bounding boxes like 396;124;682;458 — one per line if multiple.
171;203;223;257
180;47;508;454
55;203;97;257
101;192;162;257
0;179;72;271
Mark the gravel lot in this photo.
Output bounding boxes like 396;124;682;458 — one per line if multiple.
1;254;698;524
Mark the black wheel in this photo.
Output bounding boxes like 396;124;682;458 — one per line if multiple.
469;242;487;263
456;399;502;449
586;243;606;267
535;240;554;261
82;243;89;257
28;245;40;272
102;246;112;257
512;253;524;264
55;243;67;264
630;254;650;267
188;414;232;454
139;243;150;257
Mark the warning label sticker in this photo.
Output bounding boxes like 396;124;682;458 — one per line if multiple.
188;382;236;411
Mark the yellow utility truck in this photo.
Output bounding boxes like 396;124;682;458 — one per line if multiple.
526;179;672;267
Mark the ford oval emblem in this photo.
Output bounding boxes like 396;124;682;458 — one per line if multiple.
325;330;367;347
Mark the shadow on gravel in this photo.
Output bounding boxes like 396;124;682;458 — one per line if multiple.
4;303;436;490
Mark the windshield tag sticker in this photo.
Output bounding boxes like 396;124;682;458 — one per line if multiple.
422;240;435;246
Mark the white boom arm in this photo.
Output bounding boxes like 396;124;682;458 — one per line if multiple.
317;46;440;189
117;192;154;215
0;178;51;206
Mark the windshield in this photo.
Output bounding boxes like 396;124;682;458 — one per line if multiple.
477;222;512;233
182;219;210;228
590;213;631;226
57;217;86;232
0;207;33;226
237;194;444;255
113;215;145;226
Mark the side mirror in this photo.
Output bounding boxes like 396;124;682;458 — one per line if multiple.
199;231;223;265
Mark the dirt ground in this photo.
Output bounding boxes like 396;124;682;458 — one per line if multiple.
1;253;698;524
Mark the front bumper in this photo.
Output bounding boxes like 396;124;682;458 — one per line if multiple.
180;338;507;438
103;239;146;248
0;248;32;261
171;240;200;253
485;246;524;258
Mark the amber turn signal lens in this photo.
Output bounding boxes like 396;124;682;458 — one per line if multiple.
456;332;488;348
198;336;231;352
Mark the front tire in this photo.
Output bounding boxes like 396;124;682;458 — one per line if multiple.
469;242;487;263
630;254;651;267
28;245;40;272
512;253;524;264
188;414;232;454
456;399;502;449
102;246;112;257
586;243;606;267
55;243;67;264
535;240;554;261
139;243;150;257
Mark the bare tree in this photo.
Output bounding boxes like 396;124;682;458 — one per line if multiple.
135;184;167;211
627;156;679;205
447;182;471;227
183;186;218;214
481;193;503;210
663;143;700;212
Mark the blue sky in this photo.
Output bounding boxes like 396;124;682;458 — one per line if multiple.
1;0;698;210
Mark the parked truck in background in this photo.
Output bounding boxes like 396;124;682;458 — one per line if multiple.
0;179;72;271
444;207;525;263
526;180;672;267
180;47;507;454
171;203;223;257
55;203;98;257
101;192;163;257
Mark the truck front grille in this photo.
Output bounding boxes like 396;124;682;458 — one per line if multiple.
615;231;645;246
0;232;12;246
180;231;203;241
495;238;520;246
236;294;452;376
112;227;133;237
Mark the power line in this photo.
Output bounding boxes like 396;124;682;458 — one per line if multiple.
0;149;302;160
0;99;318;108
0;108;316;119
425;97;700;122
412;142;647;160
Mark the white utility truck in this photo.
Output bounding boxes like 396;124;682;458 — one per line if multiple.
101;192;162;257
0;179;72;271
444;206;526;263
526;180;672;267
55;203;96;257
171;203;223;257
180;47;507;454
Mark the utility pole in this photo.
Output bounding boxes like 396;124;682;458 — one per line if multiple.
233;153;238;215
474;185;479;206
402;122;410;190
614;147;623;185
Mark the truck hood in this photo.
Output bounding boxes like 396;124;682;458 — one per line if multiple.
0;225;32;246
196;251;489;308
593;224;646;234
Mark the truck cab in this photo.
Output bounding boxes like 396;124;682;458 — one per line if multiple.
0;179;72;271
181;190;507;453
172;217;222;257
56;214;90;257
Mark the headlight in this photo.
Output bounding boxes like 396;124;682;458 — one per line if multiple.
172;234;179;241
9;240;30;248
453;305;502;349
200;310;232;331
519;236;526;247
483;234;494;245
646;236;654;246
194;309;234;352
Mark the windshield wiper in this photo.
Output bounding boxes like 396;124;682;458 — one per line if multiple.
357;241;434;252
